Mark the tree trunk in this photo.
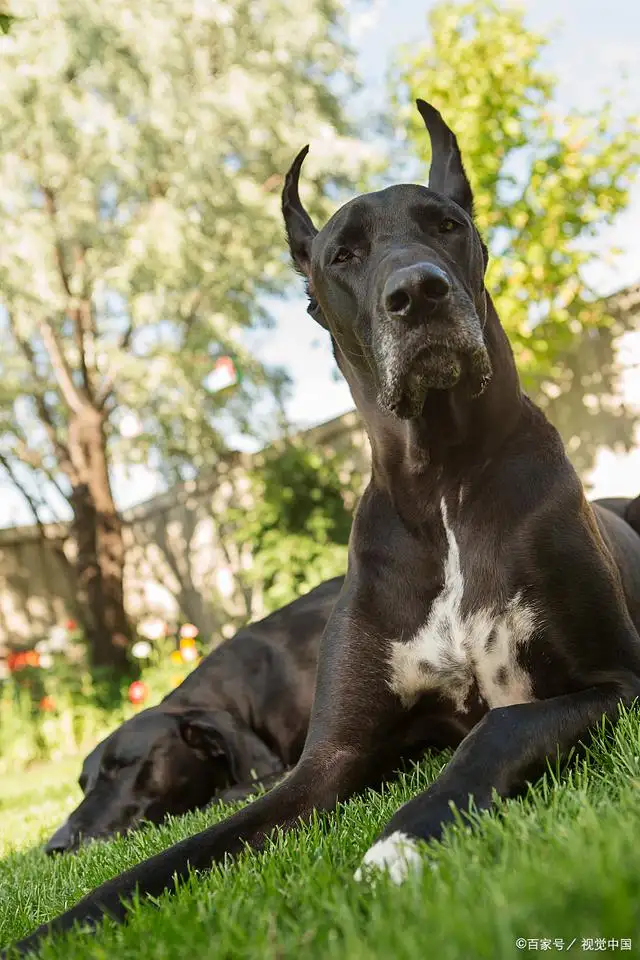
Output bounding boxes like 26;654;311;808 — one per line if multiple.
69;412;131;674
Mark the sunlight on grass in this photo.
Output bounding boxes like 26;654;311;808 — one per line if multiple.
2;712;640;958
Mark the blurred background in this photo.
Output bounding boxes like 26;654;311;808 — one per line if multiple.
0;0;639;773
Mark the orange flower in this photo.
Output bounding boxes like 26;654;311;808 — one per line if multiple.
39;695;56;712
179;636;197;651
8;650;41;670
170;650;183;665
65;619;78;631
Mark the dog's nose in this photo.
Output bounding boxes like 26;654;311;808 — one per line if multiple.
383;263;451;321
44;822;75;855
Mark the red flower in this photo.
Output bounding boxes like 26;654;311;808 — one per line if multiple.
7;650;39;671
6;652;21;672
39;695;56;712
65;619;78;631
128;681;148;705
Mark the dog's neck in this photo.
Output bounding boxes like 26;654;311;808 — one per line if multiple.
344;293;524;522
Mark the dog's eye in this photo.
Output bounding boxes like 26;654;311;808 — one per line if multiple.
332;246;354;265
439;218;458;234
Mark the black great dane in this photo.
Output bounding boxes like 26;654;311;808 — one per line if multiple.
6;100;640;955
44;576;343;854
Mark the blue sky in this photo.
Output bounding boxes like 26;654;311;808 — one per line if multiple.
2;0;639;525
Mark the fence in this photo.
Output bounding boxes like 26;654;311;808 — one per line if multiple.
0;412;370;653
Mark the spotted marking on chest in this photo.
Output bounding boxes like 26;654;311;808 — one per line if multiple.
388;498;536;713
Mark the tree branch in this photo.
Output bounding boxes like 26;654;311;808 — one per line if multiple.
37;317;88;414
12;429;70;506
6;309;79;484
180;290;203;348
0;452;48;532
42;186;72;299
71;303;94;399
42;186;95;398
0;455;74;575
95;320;134;409
6;304;89;416
97;290;202;409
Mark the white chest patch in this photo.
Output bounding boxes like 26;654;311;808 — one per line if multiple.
388;498;536;713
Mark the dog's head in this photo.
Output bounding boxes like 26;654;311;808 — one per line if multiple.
282;100;492;420
44;706;266;854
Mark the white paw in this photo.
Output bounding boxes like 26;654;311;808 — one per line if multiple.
354;830;423;885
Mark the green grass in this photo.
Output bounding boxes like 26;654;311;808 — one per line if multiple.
2;710;640;959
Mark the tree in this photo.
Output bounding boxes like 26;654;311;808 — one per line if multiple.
224;439;363;615
0;0;371;671
394;0;640;470
0;12;15;34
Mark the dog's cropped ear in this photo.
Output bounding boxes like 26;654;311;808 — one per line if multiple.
178;709;240;781
416;99;474;217
281;146;318;280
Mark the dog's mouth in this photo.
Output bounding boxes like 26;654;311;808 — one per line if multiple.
378;337;492;420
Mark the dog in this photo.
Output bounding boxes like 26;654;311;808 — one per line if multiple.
45;483;634;856
6;100;640;956
44;493;636;856
44;576;344;854
592;496;640;532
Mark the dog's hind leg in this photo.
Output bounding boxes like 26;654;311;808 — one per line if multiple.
357;673;640;882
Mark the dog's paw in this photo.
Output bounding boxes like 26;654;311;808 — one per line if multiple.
354;830;423;885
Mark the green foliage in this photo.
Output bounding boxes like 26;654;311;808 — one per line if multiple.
394;0;640;400
0;631;202;773
228;441;361;612
0;13;15;34
0;668;127;774
0;0;371;503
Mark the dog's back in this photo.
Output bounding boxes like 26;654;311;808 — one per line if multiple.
594;495;640;536
593;499;640;628
167;575;343;711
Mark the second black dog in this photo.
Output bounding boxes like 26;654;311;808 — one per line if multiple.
44;576;343;854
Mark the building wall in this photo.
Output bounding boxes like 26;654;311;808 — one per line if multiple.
0;412;370;651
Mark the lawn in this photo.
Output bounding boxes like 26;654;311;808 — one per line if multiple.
2;710;640;959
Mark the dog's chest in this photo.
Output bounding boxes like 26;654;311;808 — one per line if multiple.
387;500;536;713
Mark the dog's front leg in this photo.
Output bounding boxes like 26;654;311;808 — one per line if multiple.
5;746;371;957
357;674;640;882
5;584;401;957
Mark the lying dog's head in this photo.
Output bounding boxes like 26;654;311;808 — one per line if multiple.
45;706;276;854
282;100;492;420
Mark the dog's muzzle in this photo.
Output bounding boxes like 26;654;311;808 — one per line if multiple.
376;263;492;419
45;821;77;855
